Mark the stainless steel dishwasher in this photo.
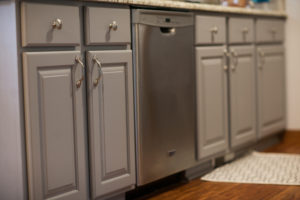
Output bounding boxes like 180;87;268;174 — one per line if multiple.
132;9;196;186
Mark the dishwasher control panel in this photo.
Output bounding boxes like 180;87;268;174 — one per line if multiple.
132;9;194;27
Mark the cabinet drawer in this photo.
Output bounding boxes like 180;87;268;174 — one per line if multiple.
256;19;284;43
85;6;131;45
195;15;226;45
21;2;80;47
229;17;254;44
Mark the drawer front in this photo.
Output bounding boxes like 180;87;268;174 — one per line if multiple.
85;6;131;45
195;15;226;45
256;19;284;43
229;17;254;44
21;2;80;47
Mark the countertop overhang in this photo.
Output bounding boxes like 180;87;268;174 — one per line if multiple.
84;0;287;18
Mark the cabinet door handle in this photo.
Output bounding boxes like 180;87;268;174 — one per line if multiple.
75;56;85;88
223;49;228;71
92;56;103;86
231;50;238;71
258;49;265;69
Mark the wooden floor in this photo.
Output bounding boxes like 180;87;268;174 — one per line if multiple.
146;131;300;200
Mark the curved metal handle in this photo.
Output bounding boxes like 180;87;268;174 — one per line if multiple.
231;50;238;71
92;56;103;86
258;49;265;69
210;26;218;34
75;56;85;88
223;49;228;71
52;18;63;29
109;21;118;31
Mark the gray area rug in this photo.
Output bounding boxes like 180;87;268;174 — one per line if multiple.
201;151;300;185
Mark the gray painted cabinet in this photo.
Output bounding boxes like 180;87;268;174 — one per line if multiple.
22;51;88;200
256;19;284;43
196;46;229;159
257;45;285;138
21;2;80;47
195;15;226;45
228;17;254;44
229;46;257;148
85;6;131;45
86;50;135;199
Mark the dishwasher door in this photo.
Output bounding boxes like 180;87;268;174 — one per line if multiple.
133;9;196;186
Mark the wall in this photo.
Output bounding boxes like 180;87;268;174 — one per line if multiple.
286;0;300;130
0;1;27;199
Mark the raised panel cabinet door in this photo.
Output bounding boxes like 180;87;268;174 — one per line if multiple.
229;46;257;148
196;46;229;160
22;51;88;200
86;50;135;199
257;45;286;138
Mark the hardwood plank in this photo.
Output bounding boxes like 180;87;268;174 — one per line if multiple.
144;131;300;200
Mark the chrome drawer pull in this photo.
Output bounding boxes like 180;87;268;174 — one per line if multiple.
210;26;218;34
109;21;118;31
242;27;249;34
52;18;63;29
92;56;103;86
75;56;85;88
270;28;276;34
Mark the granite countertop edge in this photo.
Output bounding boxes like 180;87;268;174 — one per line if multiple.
84;0;287;18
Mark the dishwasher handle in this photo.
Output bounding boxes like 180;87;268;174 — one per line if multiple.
132;9;194;28
160;27;176;35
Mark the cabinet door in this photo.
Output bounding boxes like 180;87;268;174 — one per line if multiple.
229;46;257;148
196;46;229;160
86;50;135;199
23;51;88;200
257;45;285;138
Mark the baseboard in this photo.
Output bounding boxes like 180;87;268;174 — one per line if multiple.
254;132;283;152
285;130;300;132
285;130;300;136
185;159;214;180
